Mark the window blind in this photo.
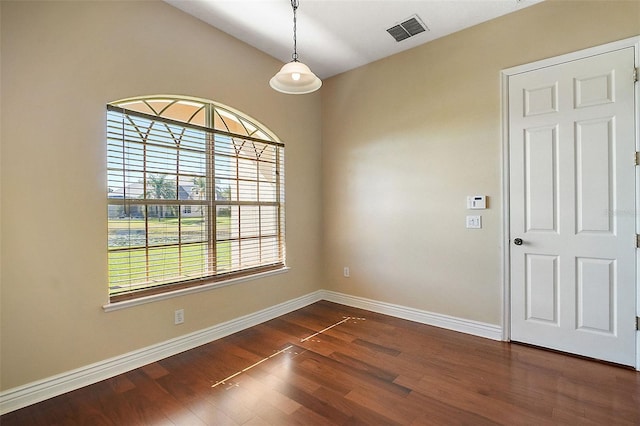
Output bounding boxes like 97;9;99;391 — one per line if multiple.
107;103;285;302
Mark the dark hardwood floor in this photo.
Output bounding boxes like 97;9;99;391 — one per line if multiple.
2;300;639;425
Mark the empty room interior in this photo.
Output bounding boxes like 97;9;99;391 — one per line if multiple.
1;0;639;424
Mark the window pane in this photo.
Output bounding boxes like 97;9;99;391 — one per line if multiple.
162;100;205;124
107;99;284;300
260;236;280;264
145;175;178;200
147;245;185;283
189;108;206;127
217;205;237;240
180;128;206;150
187;176;207;202
215;179;233;202
108;213;146;249
215;158;237;182
181;242;209;278
240;206;260;238
179;148;206;176
260;206;278;236
148;122;181;148
118;100;156;115
180;207;207;244
258;158;277;180
238;180;257;202
216;240;232;272
146;206;179;246
238;157;257;180
240;239;261;268
147;145;178;175
258;181;276;202
108;247;148;292
144;100;173;115
107;171;125;196
218;109;248;136
214;135;235;156
239;139;259;159
259;145;277;163
222;240;240;271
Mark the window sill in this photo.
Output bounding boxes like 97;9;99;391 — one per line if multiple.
103;267;290;312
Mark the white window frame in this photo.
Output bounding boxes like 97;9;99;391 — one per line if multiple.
106;96;285;304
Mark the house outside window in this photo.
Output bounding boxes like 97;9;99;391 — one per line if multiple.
107;96;285;302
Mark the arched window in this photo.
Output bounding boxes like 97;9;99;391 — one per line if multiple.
107;96;285;302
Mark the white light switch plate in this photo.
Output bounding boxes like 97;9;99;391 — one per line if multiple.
466;215;482;229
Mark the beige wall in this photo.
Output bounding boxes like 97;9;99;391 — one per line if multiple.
1;0;639;394
321;0;640;325
0;0;322;390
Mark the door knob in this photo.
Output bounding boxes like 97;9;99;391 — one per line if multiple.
514;238;523;245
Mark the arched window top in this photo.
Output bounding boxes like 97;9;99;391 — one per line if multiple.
110;95;279;143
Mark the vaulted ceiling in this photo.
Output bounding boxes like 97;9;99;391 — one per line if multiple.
165;0;543;79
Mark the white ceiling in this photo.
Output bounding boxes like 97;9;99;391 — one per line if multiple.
165;0;543;79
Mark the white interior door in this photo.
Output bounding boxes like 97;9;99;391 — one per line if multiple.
509;47;637;366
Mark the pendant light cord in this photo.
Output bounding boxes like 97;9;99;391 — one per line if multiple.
291;0;299;62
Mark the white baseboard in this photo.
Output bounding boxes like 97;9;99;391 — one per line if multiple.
0;291;323;415
319;290;503;341
0;289;503;415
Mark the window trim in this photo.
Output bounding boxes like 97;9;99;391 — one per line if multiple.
106;98;285;303
103;267;290;312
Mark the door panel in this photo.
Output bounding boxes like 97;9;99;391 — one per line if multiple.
575;118;613;233
574;71;613;108
509;47;636;366
525;254;559;324
524;126;558;232
576;257;614;334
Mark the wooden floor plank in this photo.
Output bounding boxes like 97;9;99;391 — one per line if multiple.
2;300;638;425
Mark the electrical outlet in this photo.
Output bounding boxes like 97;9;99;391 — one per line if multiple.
174;309;184;325
343;267;350;278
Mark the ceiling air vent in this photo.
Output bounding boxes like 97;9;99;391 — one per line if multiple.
386;15;429;42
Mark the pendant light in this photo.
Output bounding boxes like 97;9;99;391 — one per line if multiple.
270;0;322;94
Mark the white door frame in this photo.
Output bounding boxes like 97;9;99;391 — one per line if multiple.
500;35;640;370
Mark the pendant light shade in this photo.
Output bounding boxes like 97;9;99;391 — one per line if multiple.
270;61;322;94
270;0;322;95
